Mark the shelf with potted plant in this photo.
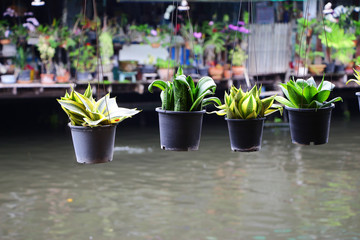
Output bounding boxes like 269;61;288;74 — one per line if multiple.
148;66;221;151
275;77;342;145
69;42;97;82
212;85;282;152
229;45;248;78
36;34;58;84
155;58;175;81
58;84;140;164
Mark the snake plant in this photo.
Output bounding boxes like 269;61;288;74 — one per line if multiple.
346;68;360;85
58;84;140;127
148;67;221;111
275;77;342;109
213;85;282;119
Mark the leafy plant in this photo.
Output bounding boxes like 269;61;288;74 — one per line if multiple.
14;46;28;70
37;35;58;73
213;85;282;119
69;43;97;73
58;84;140;127
155;58;175;69
229;46;248;66
148;67;221;111
275;77;342;109
99;30;114;66
345;68;360;85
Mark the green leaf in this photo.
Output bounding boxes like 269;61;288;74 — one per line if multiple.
83;83;93;99
241;94;256;119
274;96;296;108
303;85;318;103
306;77;316;87
57;99;88;118
202;97;222;107
196;76;216;99
322;97;343;108
319;80;334;91
74;91;96;112
148;80;168;93
190;90;214;111
314;90;330;103
287;84;306;108
174;76;191;111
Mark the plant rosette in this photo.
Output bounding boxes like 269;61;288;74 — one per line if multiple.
57;84;140;163
212;85;282;151
148;67;221;151
275;77;342;145
345;68;360;111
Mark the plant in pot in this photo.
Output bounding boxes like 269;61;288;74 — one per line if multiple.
0;20;10;45
229;45;247;77
69;43;97;81
37;34;58;84
319;22;356;73
58;84;140;164
156;58;175;81
307;49;326;75
55;63;70;83
275;77;342;145
15;46;32;83
141;54;156;74
0;61;16;84
212;85;282;152
345;68;360;110
148;67;221;151
204;31;226;80
193;30;208;76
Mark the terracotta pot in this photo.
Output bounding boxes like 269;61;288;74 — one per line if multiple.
185;41;191;49
208;66;223;80
151;42;161;48
56;72;70;83
40;73;55;84
223;70;232;79
0;39;11;45
355;65;360;71
157;68;174;81
232;66;245;76
308;64;326;75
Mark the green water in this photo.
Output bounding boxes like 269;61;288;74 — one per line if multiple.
0;118;360;240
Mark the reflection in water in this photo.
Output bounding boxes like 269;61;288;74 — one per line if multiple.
0;119;360;240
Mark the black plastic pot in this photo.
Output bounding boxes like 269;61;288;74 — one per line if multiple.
141;65;156;74
325;62;335;73
156;108;205;151
183;67;196;76
356;92;360;111
285;104;334;145
198;67;209;76
18;70;31;81
335;64;345;74
69;124;117;164
76;71;91;81
226;118;265;152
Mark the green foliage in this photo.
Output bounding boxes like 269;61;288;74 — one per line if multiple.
0;20;8;38
14;46;28;70
99;30;114;66
155;58;175;69
275;77;343;109
58;84;140;127
148;67;221;111
213;85;282;119
229;46;248;66
319;22;355;63
204;32;226;54
69;44;97;73
346;68;360;86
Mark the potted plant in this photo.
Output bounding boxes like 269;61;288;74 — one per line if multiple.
69;43;97;81
99;27;114;74
229;45;248;77
148;67;220;151
0;20;10;45
15;46;31;83
156;58;175;81
141;54;157;74
208;63;224;80
58;84;140;164
275;77;342;145
37;34;57;84
345;68;360;110
55;63;70;83
212;85;282;152
319;22;356;73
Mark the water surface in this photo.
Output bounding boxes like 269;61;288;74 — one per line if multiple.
0;118;360;240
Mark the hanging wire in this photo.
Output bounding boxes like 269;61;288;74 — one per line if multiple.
296;0;311;77
74;0;88;84
299;0;311;108
186;10;197;74
91;0;111;123
168;0;177;78
229;0;243;79
250;0;259;86
321;4;332;84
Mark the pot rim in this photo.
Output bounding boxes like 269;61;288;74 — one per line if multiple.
68;123;117;129
285;103;334;112
355;92;360;96
225;117;265;121
156;107;205;114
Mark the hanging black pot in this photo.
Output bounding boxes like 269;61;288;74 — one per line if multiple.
285;104;334;145
198;67;209;76
69;124;117;164
325;62;335;73
156;108;205;151
226;118;265;152
335;64;345;74
356;92;360;111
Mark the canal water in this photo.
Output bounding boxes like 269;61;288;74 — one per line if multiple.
0;115;359;240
